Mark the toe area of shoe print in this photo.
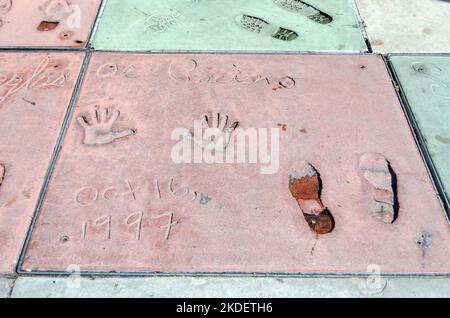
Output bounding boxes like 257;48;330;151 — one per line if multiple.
274;0;333;24
289;161;334;235
235;14;298;41
359;153;398;224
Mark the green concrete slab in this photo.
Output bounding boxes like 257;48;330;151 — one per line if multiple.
390;55;450;216
92;0;367;52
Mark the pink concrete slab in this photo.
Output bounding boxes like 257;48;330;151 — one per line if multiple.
22;53;450;274
0;51;84;274
0;0;101;48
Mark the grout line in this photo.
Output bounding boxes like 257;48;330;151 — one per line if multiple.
0;47;87;52
351;0;371;53
80;49;382;56
87;0;108;50
14;269;450;279
15;51;93;275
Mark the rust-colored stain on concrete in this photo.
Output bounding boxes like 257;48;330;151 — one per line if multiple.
22;53;450;274
0;0;101;47
0;51;84;274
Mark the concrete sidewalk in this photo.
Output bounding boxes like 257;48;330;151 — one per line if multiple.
3;276;450;298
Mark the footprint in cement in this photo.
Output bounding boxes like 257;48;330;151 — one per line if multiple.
359;153;398;224
289;161;335;235
235;14;298;41
274;0;333;24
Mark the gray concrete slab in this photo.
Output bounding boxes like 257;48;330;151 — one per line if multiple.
356;0;450;53
11;276;450;298
0;277;14;298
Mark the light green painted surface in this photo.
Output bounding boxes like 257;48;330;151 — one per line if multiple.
390;55;450;205
93;0;367;52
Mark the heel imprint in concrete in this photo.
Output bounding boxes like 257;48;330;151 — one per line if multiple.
235;14;298;41
77;108;137;146
274;0;333;24
359;153;398;224
289;161;334;235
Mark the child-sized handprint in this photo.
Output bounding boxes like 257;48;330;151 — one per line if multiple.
77;108;136;146
188;112;239;151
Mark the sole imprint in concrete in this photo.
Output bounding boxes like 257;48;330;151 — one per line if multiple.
359;153;398;224
0;0;101;48
274;0;333;25
92;0;366;52
0;51;84;274
21;53;450;274
289;161;334;235
235;14;298;42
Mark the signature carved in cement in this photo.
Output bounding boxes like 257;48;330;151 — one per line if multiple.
132;7;182;33
96;63;140;79
77;107;136;146
168;58;296;89
0;56;67;105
